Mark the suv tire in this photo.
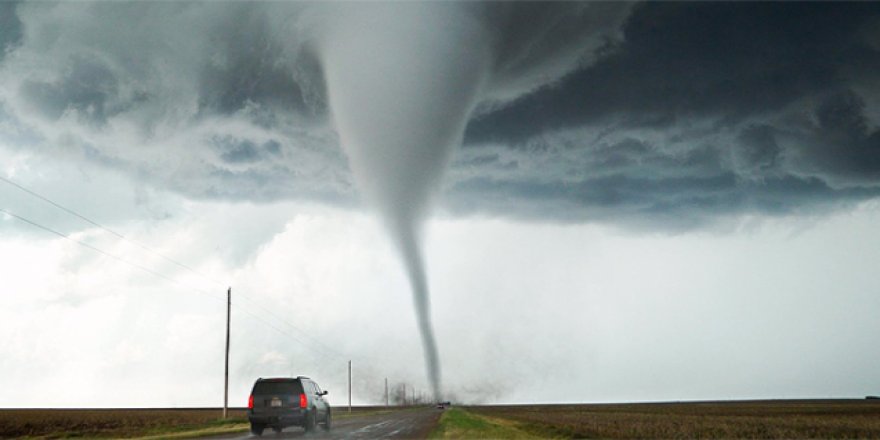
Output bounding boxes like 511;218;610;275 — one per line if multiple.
322;410;332;431
250;423;264;436
304;410;317;432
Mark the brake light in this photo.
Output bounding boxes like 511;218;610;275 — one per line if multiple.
299;393;307;408
248;395;254;409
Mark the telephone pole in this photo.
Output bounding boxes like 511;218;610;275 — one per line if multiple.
223;287;231;419
384;378;389;407
348;360;352;413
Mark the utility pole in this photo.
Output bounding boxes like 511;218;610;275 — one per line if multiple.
348;360;352;413
223;287;231;419
384;378;389;407
402;384;406;406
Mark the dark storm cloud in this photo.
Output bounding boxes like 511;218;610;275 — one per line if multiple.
446;130;866;229
476;2;631;105
0;2;353;209
213;136;285;164
734;125;780;175
455;2;880;228
21;56;123;125
447;172;871;231
2;2;879;230
465;2;879;143
197;5;323;120
806;90;880;179
0;2;23;62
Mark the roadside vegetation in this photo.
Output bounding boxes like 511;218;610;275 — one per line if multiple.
470;400;880;439
430;407;553;439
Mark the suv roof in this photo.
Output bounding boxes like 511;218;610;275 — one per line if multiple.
257;376;311;381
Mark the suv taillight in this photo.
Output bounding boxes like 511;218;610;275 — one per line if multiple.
299;393;307;408
248;395;254;409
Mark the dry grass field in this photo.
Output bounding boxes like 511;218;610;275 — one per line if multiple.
0;408;248;439
469;400;880;439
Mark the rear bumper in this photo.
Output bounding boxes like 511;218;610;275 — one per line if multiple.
248;409;306;427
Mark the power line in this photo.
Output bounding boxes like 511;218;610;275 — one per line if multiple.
0;207;226;304
234;291;349;358
1;207;314;340
2;206;361;397
0;175;225;288
0;174;349;359
1;176;386;371
1;206;378;367
234;307;341;364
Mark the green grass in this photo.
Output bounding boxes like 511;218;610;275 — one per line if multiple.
430;408;552;439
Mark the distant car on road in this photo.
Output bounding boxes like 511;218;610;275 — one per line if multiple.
247;376;331;436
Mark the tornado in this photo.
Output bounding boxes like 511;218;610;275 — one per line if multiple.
318;3;489;399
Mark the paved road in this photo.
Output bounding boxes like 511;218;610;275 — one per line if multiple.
208;408;441;440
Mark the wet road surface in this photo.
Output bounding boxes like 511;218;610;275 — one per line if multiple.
207;408;441;440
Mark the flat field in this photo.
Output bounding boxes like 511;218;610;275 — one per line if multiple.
470;400;880;439
0;408;248;439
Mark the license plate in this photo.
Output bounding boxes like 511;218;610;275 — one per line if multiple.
271;398;282;407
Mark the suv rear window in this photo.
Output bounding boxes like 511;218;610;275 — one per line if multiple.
253;380;303;396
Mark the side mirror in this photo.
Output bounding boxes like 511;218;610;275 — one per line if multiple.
321;390;329;396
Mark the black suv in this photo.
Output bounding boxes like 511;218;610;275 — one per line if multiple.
247;376;331;435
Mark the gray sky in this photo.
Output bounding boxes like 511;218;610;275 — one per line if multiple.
1;2;879;407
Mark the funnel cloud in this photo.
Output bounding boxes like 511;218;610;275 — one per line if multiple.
319;3;490;399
